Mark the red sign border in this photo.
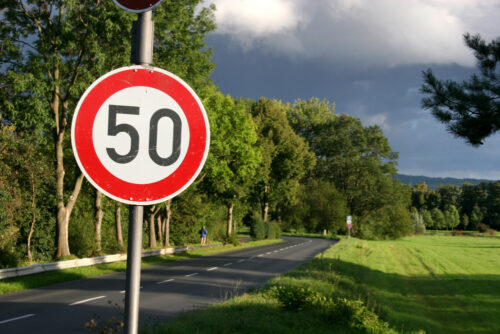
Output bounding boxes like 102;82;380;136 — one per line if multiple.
113;0;163;13
71;66;210;205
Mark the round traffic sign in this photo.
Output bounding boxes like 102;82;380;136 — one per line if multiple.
71;66;210;205
113;0;163;13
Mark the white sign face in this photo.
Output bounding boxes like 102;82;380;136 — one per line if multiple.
72;66;210;205
92;86;190;184
347;216;352;223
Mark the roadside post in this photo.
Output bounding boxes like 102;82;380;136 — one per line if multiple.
71;2;210;333
347;216;352;239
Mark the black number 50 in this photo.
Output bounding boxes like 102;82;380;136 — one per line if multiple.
106;104;182;166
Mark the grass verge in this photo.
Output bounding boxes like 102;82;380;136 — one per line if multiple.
0;239;282;295
144;235;500;334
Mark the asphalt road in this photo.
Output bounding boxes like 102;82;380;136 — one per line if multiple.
0;236;336;333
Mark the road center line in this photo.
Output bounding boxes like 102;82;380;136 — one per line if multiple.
185;273;198;277
69;296;106;306
223;263;232;267
237;259;245;263
0;314;35;325
207;266;218;271
157;278;174;284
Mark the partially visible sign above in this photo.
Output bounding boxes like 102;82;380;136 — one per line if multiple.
113;0;163;13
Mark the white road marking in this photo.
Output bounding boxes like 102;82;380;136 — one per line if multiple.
237;259;245;263
69;296;106;306
185;273;198;277
266;252;272;255
258;254;264;257
0;314;35;325
157;279;174;284
207;267;218;271
223;263;232;267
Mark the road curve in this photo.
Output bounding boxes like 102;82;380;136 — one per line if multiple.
0;236;336;333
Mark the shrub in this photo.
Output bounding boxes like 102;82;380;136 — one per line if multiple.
222;233;240;246
269;285;395;333
249;214;266;240
266;221;282;239
358;205;413;240
478;223;489;233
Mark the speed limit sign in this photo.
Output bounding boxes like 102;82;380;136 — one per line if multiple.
71;66;210;205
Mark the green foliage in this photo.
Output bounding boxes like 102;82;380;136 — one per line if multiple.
444;205;460;230
358;205;413;240
249;213;266;241
422;33;500;145
268;285;393;333
430;208;445;230
283;178;348;234
250;98;316;219
266;221;282;239
221;233;240;246
411;210;426;235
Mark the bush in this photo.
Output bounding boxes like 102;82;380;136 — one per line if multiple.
478;223;489;233
222;233;240;246
269;285;395;333
358;205;413;240
249;214;266;240
266;221;281;239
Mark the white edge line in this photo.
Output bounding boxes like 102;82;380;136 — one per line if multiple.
185;273;198;277
0;314;35;325
69;295;106;306
207;267;218;271
157;278;174;284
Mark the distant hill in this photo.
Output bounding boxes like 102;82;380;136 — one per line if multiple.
396;174;497;190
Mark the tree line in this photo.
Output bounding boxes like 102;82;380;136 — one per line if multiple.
411;181;500;233
0;0;415;268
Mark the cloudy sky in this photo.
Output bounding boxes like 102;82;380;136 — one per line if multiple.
201;0;500;180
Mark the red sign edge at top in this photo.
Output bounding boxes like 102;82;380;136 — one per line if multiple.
113;0;163;13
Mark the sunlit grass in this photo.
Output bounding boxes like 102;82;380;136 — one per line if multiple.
146;235;500;334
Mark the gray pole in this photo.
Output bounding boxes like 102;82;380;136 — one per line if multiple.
124;205;144;334
124;9;154;334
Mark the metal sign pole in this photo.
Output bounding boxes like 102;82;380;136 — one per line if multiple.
124;10;154;334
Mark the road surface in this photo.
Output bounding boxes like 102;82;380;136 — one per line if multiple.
0;236;335;333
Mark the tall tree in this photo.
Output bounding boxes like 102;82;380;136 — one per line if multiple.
251;98;316;222
421;33;500;145
288;99;398;217
202;90;261;236
0;0;216;256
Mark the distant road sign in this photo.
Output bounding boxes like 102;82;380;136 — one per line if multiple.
71;66;210;205
113;0;163;13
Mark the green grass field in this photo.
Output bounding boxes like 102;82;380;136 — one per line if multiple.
146;235;500;334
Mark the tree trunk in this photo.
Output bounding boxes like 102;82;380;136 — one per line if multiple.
263;185;269;222
164;200;171;247
95;190;103;254
115;201;123;248
156;215;163;246
148;206;160;248
56;173;84;257
27;171;36;264
53;70;85;257
227;202;234;236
